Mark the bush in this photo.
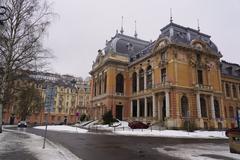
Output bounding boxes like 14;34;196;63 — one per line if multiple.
182;120;196;132
102;110;117;125
80;114;86;121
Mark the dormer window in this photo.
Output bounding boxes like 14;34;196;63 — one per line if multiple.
236;68;240;76
126;43;134;51
226;66;232;75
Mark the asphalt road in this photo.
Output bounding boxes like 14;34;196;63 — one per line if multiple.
16;127;228;160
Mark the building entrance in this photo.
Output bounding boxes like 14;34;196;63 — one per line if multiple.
116;105;123;120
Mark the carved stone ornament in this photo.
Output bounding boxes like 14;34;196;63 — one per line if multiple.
189;55;196;67
156;40;166;51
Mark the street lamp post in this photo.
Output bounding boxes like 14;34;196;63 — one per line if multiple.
0;5;10;133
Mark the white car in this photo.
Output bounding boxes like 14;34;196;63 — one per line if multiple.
18;121;27;128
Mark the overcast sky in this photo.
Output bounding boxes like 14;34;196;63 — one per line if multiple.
45;0;240;79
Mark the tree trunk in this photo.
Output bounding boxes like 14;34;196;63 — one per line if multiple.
0;68;8;133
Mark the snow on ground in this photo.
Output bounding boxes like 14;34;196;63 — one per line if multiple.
79;121;228;139
2;128;81;160
155;143;240;160
83;120;129;131
33;122;227;139
114;129;227;139
34;125;88;133
24;131;81;160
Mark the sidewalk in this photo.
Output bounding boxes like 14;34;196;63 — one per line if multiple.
0;128;81;160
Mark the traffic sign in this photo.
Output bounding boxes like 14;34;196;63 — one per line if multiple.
44;84;56;113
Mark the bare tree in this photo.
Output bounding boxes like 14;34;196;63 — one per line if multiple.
16;84;44;121
0;0;54;133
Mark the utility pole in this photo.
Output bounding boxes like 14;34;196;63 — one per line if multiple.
0;6;10;133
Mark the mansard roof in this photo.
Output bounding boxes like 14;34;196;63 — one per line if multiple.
130;22;221;63
160;22;219;53
104;33;150;56
221;60;240;79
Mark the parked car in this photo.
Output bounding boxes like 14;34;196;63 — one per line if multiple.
128;121;149;129
18;121;27;128
225;128;240;137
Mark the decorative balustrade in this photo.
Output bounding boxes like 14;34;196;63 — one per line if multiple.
195;84;213;91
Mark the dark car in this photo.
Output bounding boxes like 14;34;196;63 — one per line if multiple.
225;128;240;137
18;121;27;128
128;121;149;129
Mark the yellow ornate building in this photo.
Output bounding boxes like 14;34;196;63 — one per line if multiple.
90;22;240;129
3;72;91;125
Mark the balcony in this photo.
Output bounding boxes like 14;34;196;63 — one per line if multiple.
115;92;124;96
154;81;172;89
159;59;168;67
194;84;213;91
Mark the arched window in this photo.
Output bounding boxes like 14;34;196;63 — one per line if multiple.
132;72;137;93
181;95;188;117
139;69;144;91
146;65;152;89
200;97;207;117
214;100;220;118
116;73;124;93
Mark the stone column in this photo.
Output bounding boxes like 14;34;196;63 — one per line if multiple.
211;95;215;119
158;97;161;120
165;91;170;118
237;84;240;99
144;70;147;90
223;82;226;97
153;94;156;118
137;73;139;92
196;93;201;118
230;83;233;98
152;68;155;87
144;97;147;117
137;99;140;118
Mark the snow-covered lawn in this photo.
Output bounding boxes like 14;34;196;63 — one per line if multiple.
1;129;81;160
34;125;88;133
155;144;240;160
114;129;227;139
82;120;227;139
34;122;227;139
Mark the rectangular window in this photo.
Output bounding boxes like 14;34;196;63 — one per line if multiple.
226;83;230;97
147;97;153;117
132;100;137;117
197;70;203;84
161;68;166;83
233;85;237;98
139;98;145;117
94;81;97;96
104;73;107;93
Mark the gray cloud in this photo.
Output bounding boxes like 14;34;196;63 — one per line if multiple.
45;0;240;78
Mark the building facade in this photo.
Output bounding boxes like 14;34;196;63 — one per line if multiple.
2;71;91;125
90;22;240;129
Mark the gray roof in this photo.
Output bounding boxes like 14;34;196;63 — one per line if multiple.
221;60;240;79
160;23;219;53
104;33;150;56
130;22;221;63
